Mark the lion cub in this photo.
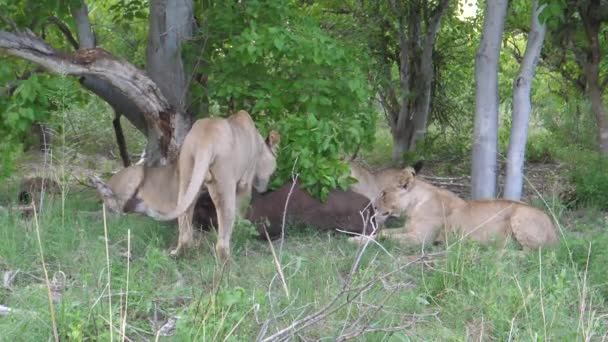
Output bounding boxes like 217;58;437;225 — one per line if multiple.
375;164;558;249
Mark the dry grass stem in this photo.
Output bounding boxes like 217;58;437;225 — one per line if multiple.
32;201;59;342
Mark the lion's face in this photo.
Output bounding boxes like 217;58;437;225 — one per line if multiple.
376;189;402;217
374;167;418;218
253;130;280;193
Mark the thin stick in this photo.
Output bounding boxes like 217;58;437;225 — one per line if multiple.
279;171;299;257
263;225;290;298
102;204;114;342
120;229;131;341
223;305;255;342
32;201;59;342
538;248;547;340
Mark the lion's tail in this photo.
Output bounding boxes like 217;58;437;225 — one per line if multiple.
156;150;214;221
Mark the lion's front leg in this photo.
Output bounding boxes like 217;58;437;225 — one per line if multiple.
208;181;237;262
381;218;441;248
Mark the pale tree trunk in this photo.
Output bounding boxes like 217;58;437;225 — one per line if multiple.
504;1;547;201
580;2;608;154
471;0;508;200
388;0;450;164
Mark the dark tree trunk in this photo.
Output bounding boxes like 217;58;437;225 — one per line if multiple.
386;0;450;164
580;2;608;154
112;114;131;167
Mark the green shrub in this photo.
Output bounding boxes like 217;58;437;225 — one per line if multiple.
525;128;558;163
564;149;608;208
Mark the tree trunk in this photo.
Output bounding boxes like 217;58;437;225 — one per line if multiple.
146;0;195;154
388;0;449;164
112;113;131;167
407;0;450;152
471;0;508;200
504;1;547;201
70;0;95;49
0;0;199;166
391;128;409;163
586;67;608;153
390;3;415;165
0;31;180;164
580;2;608;154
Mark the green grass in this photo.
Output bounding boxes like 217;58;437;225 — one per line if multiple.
0;186;606;341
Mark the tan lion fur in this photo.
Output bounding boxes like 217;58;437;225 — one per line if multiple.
375;167;558;249
348;162;408;201
147;110;280;259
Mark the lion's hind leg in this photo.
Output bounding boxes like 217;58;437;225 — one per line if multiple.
170;153;197;256
510;206;558;249
208;180;237;262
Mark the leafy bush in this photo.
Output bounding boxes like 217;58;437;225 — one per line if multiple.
525;128;558;163
564;149;608;208
202;1;375;199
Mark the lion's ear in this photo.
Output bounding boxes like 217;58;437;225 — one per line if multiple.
413;160;424;174
266;130;281;154
397;168;415;189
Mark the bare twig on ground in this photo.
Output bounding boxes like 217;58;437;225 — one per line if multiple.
263;224;290;298
279;159;299;256
257;250;438;342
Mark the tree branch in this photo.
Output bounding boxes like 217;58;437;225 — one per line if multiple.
0;30;178;158
0;12;18;31
45;16;79;50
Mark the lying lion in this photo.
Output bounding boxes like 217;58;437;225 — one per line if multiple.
92;163;218;230
348;162;416;201
375;164;558;249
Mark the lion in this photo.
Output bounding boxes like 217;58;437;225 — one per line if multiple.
374;165;558;249
137;110;280;260
92;163;218;228
348;161;422;201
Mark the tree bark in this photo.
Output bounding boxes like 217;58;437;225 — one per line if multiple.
407;0;450;152
387;0;450;164
70;0;95;49
0;31;179;163
471;0;508;200
504;1;547;201
580;1;608;154
146;0;195;149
